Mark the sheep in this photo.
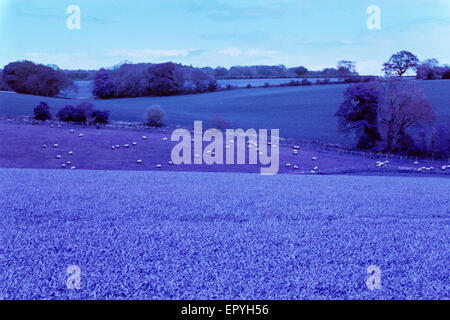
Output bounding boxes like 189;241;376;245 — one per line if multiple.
414;161;419;165
132;142;137;146
67;151;73;155
61;164;66;168
156;164;162;168
441;166;447;171
293;150;298;155
124;144;130;148
112;146;115;150
168;161;173;165
312;157;317;161
70;129;74;133
142;136;148;140
78;133;84;137
53;144;59;148
310;170;317;174
43;144;47;148
314;166;319;171
293;146;300;150
293;165;299;169
285;163;291;167
58;125;61;128
50;124;54;128
162;137;168;141
56;155;62;159
115;145;120;149
66;161;71;165
136;160;142;164
70;166;76;170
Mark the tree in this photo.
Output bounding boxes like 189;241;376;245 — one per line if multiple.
382;51;419;77
378;79;436;152
335;82;382;149
3;61;75;97
416;58;440;80
293;66;308;77
337;60;357;78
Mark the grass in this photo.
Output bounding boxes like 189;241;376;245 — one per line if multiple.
1;80;449;145
0;168;448;299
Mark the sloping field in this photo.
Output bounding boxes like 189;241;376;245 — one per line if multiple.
0;168;448;299
1;80;449;144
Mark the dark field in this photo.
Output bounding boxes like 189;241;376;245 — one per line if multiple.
1;80;449;145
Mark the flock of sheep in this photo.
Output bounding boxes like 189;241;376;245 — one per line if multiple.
41;125;447;174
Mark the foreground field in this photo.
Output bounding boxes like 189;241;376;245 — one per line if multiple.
1;80;449;144
0;168;448;299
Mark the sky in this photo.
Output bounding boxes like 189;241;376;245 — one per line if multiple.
0;0;449;75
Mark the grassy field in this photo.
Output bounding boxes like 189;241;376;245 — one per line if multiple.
1;168;448;299
1;80;449;145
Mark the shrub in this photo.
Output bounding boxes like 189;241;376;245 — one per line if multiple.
301;79;312;86
442;70;450;80
211;115;231;130
246;84;252;88
145;106;165;127
56;102;94;122
264;82;270;88
33;102;52;121
91;110;110;124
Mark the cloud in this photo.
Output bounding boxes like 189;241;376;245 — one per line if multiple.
218;47;278;57
106;49;193;60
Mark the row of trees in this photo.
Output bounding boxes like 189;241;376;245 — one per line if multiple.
34;101;109;124
200;62;358;80
93;62;218;99
336;78;448;158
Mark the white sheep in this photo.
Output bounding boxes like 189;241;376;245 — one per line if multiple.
70;166;76;170
70;129;74;133
136;160;142;164
312;157;317;161
168;161;173;165
112;146;115;150
68;151;73;155
61;164;66;168
293;146;300;150
78;134;84;137
293;165;299;169
132;142;137;146
314;166;319;171
163;137;168;141
67;161;71;165
286;163;291;167
53;144;59;148
156;164;162;168
142;136;147;140
56;155;62;159
124;144;130;148
43;144;47;148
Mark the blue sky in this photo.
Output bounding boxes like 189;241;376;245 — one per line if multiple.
0;0;449;74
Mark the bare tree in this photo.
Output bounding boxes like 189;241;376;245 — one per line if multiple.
378;79;436;152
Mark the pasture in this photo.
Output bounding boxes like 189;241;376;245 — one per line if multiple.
1;80;449;145
0;168;448;299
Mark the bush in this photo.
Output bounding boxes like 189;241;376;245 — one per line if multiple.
246;84;252;88
211;115;231;130
91;110;110;124
56;102;94;122
145;106;165;127
33;102;52;121
301;79;312;86
3;61;75;97
442;70;450;80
